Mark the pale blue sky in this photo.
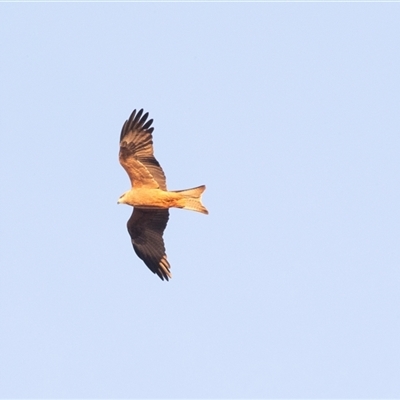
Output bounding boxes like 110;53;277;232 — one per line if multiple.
1;3;400;398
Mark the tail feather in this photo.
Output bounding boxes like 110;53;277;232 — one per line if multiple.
173;185;208;214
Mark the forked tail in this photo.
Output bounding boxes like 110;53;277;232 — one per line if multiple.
173;185;208;214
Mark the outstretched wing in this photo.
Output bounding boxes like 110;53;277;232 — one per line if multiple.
127;208;171;281
119;109;167;190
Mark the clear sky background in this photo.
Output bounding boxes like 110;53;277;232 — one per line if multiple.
0;3;399;398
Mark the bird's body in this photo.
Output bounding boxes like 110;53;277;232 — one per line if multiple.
118;108;208;281
120;187;177;208
119;186;208;213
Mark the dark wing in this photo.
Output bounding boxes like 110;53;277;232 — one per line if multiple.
119;109;167;190
127;208;171;281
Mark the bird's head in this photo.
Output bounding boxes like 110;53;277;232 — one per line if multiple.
117;192;128;205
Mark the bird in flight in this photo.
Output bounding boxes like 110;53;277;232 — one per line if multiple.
118;108;208;281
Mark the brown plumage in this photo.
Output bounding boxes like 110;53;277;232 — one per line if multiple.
118;109;208;281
